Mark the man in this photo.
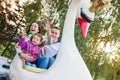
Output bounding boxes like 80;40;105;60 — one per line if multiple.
37;19;61;69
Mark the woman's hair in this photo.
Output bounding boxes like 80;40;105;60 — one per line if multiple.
26;21;41;34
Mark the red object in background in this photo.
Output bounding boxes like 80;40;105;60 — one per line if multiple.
78;18;90;38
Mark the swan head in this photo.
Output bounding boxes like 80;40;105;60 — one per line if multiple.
76;1;95;38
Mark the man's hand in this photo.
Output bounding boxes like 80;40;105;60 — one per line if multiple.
44;19;51;31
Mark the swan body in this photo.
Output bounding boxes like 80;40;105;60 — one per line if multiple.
10;0;94;80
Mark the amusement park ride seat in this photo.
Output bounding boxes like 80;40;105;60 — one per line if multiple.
22;58;46;73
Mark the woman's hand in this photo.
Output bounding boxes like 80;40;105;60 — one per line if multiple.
20;53;33;61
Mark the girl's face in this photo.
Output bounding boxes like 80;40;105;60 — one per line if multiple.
32;35;41;46
30;22;39;34
51;28;60;42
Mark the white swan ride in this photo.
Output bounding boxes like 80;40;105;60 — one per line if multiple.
10;0;94;80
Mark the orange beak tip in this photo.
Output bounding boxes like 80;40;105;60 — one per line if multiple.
78;18;90;38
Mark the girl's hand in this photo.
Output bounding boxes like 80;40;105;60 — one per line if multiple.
15;43;19;49
21;33;27;38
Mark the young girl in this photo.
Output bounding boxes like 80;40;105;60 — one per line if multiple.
18;33;43;67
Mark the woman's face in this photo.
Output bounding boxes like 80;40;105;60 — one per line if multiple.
51;28;60;42
30;22;39;34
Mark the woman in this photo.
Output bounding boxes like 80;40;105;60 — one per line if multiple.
10;21;41;80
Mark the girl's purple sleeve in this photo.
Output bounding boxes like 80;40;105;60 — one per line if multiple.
18;38;27;49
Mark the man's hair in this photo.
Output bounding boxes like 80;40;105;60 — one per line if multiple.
52;26;60;31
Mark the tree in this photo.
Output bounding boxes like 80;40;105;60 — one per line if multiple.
75;0;120;80
0;0;25;57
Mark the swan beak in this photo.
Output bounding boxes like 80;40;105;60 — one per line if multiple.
78;17;90;38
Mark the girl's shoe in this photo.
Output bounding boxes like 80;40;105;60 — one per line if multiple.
25;62;32;66
31;64;36;67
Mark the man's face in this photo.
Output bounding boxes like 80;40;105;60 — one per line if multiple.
51;28;60;41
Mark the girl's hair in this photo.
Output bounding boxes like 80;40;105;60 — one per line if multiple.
30;33;45;47
26;21;41;34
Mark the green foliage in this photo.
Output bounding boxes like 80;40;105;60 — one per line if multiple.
3;42;16;59
24;0;43;23
74;0;120;80
0;45;5;54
